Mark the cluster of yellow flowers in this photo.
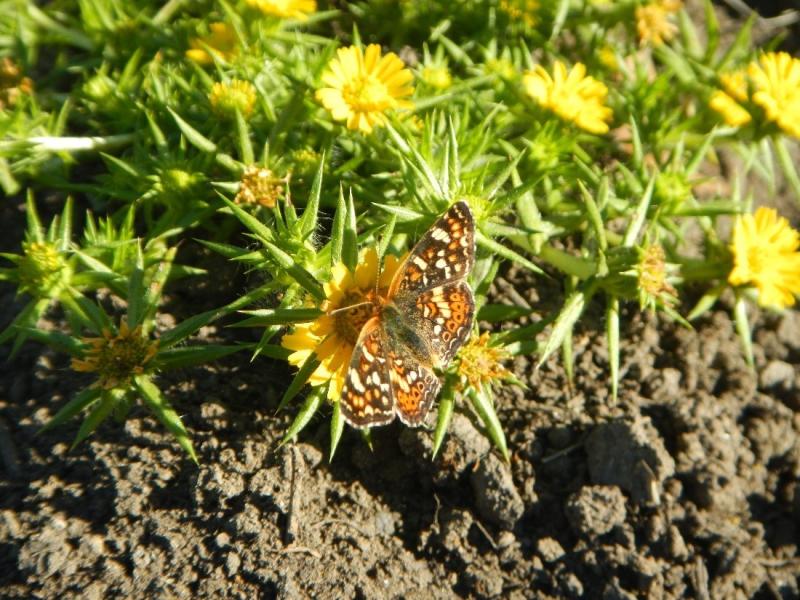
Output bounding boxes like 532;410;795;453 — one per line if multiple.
710;52;800;139
179;4;800;411
635;0;682;46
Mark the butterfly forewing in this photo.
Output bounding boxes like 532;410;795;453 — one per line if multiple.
339;317;395;428
389;201;475;298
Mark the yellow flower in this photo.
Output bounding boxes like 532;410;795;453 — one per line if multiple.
281;249;406;400
729;207;800;309
748;52;800;139
245;0;316;19
598;46;619;71
457;332;512;391
234;166;285;207
421;65;452;91
186;22;237;66
709;90;751;127
209;79;257;119
499;0;540;28
635;0;682;46
709;70;752;127
18;241;66;296
72;320;159;390
523;61;613;134
316;44;414;133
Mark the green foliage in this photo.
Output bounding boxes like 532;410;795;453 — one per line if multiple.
1;0;798;462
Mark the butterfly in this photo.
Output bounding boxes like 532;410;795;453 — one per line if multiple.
339;201;476;428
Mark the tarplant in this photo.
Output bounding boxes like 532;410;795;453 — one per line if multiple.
1;0;798;460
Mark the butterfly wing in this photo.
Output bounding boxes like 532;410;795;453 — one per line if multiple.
339;317;395;428
402;279;475;367
386;345;441;427
388;201;475;298
388;201;476;368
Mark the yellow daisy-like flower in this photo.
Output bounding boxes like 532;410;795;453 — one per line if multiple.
281;249;406;400
635;0;682;47
457;332;512;391
186;22;237;66
72;320;159;390
209;79;257;119
729;207;800;309
748;52;800;139
523;61;613;134
498;0;541;28
315;44;414;133
245;0;316;19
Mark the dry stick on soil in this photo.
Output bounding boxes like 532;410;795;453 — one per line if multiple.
541;435;586;464
472;519;498;551
284;445;303;545
692;556;711;600
720;0;799;35
313;519;373;539
266;546;321;559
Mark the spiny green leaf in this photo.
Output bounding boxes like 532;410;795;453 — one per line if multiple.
300;152;325;238
278;352;321;412
431;385;455;460
329;400;345;462
476;230;544;275
136;376;198;463
232;307;322;328
280;386;325;445
468;387;508;462
71;393;118;450
536;290;587;370
39;387;103;433
168;107;217;153
154;345;244;370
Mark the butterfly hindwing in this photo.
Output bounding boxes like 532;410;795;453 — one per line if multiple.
387;345;441;427
339;317;395;428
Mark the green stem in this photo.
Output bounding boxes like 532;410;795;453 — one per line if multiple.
774;135;800;206
538;244;596;280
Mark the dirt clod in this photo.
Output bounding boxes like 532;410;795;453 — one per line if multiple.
470;452;524;529
565;485;627;538
585;417;675;505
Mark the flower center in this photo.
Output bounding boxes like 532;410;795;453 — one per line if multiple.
745;247;768;279
332;289;381;345
344;76;392;112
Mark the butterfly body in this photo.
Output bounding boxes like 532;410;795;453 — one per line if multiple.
339;202;476;429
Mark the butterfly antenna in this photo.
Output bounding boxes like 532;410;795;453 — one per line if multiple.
327;301;372;317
